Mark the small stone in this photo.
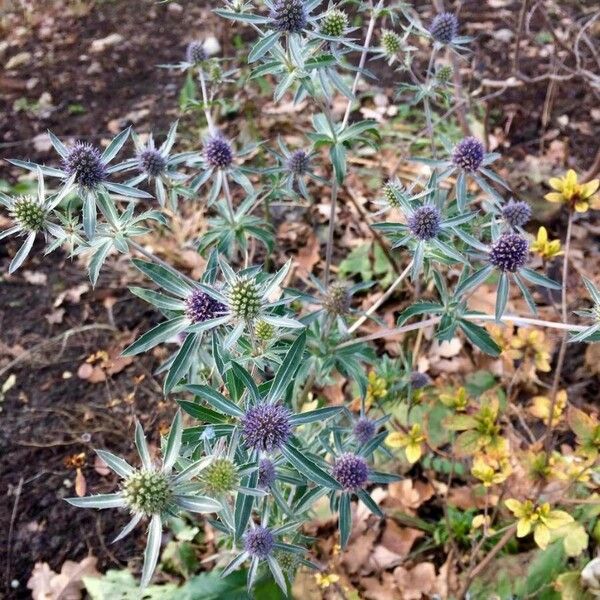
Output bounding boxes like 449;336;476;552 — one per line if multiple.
90;34;124;54
5;51;31;70
33;133;52;153
167;2;183;13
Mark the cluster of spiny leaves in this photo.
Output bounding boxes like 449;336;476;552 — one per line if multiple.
2;0;600;596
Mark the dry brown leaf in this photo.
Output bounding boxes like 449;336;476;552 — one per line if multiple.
27;557;99;600
380;520;424;558
386;479;435;514
74;468;86;497
394;562;437;600
295;232;320;277
361;573;398;600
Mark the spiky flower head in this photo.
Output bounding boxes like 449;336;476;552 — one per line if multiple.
452;137;485;172
255;320;275;343
204;135;233;169
63;142;108;189
436;64;453;84
333;453;369;491
409;371;431;389
321;9;348;37
381;29;402;55
122;470;171;515
430;12;458;44
244;526;275;559
489;233;529;272
258;458;277;488
186;41;206;64
353;417;376;445
229;276;261;320
286;149;310;176
185;289;227;324
502;200;532;228
276;550;299;574
201;458;239;495
269;0;307;33
323;282;351;316
408;205;442;241
382;180;401;209
10;196;46;232
241;403;292;453
137;148;167;178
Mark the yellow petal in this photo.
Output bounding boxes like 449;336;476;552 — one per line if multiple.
565;170;578;186
548;177;564;192
575;200;589;213
581;179;600;197
385;432;406;449
537;227;548;243
517;518;532;538
544;192;564;203
505;498;523;516
534;524;550;549
543;510;574;530
405;442;422;464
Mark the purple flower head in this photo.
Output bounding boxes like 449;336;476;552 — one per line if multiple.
353;417;376;445
244;526;275;559
408;205;442;240
63;142;108;189
332;453;369;491
186;41;206;64
409;371;431;389
489;233;529;272
452;137;485;172
185;289;227;324
430;12;458;45
241;403;292;453
269;0;307;33
286;149;310;176
138;148;167;177
502;200;531;228
204;135;233;169
258;458;277;488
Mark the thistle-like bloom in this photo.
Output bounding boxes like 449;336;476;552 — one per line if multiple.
488;233;529;272
381;29;402;56
436;64;453;85
320;9;348;38
502;200;531;228
353;417;376;445
63;142;108;188
409;371;431;389
186;40;207;64
185;289;228;324
429;12;458;45
65;411;222;588
255;320;275;343
229;276;262;320
323;282;352;316
0;168;73;273
245;526;275;558
332;453;369;491
545;169;599;213
407;205;442;240
286;149;310;176
241;403;293;453
269;0;307;33
204;135;234;169
201;457;239;495
452;137;485;172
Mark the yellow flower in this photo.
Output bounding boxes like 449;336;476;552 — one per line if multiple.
315;572;340;589
439;386;469;412
364;371;387;409
471;453;511;487
508;328;552;373
528;390;568;427
545;169;600;213
471;514;495;534
505;499;573;549
386;423;425;464
531;227;563;260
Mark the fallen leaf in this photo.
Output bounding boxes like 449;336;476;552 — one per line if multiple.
394;562;437;600
27;557;99;600
75;468;86;497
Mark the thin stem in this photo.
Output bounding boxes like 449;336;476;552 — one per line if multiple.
543;210;573;454
129;240;196;285
323;177;338;286
341;0;379;129
198;68;216;134
348;260;413;333
222;173;236;221
336;312;586;350
423;48;438;157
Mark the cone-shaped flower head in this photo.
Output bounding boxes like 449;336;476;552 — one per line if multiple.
332;452;369;491
408;205;442;240
323;282;351;316
10;196;46;232
410;371;431;389
382;180;401;208
201;458;239;495
269;0;307;33
241;403;293;453
353;417;376;445
381;29;402;55
430;12;458;44
255;320;275;343
489;233;529;272
229;276;261;320
452;137;485;172
138;148;167;178
204;135;233;169
258;458;277;488
436;64;453;84
502;200;532;228
286;149;310;176
62;142;108;188
185;289;228;324
122;470;172;515
244;526;275;558
186;41;206;64
321;9;348;37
